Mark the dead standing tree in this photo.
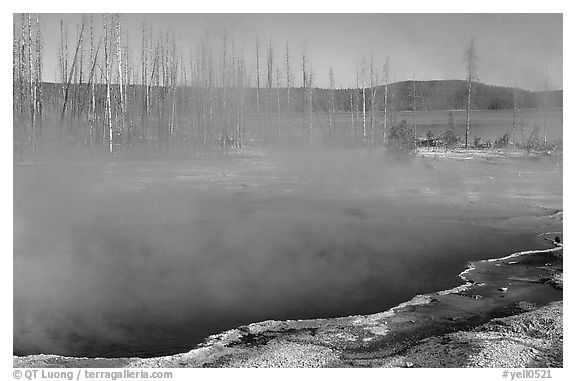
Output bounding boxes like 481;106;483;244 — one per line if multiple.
234;50;246;149
360;57;367;144
77;15;101;150
464;38;479;149
352;66;359;141
13;14;43;157
255;39;261;114
141;18;150;152
349;84;354;141
276;65;281;139
26;14;36;155
512;84;518;147
102;14;114;153
71;19;85;137
58;20;68;100
285;42;291;133
13;19;20;157
16;15;28;158
33;15;43;155
198;33;215;147
369;56;378;149
411;74;417;141
307;70;314;143
114;15;126;151
221;34;228;145
328;66;336;140
169;34;178;152
266;40;274;140
60;18;85;149
28;15;42;155
382;58;390;142
543;71;549;145
301;46;307;141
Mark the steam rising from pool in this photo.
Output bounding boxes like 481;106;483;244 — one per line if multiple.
13;151;557;357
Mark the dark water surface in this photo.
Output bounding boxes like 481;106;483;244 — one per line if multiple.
13;158;557;358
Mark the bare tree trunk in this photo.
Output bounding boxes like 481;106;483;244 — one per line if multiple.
206;42;214;147
58;19;66;145
16;14;27;159
543;72;548;145
27;14;36;155
14;19;22;159
362;86;366;143
464;38;478;149
73;18;85;145
391;74;397;127
266;40;273;141
256;39;260;114
369;56;377;149
301;48;307;140
465;78;471;148
115;15;125;152
512;85;517;147
20;16;26;159
329;66;335;140
141;17;149;153
180;51;188;153
383;58;389;143
361;58;366;144
349;92;354;141
87;15;95;150
352;66;359;142
308;71;313;142
60;20;85;136
285;42;291;133
221;34;228;145
169;34;177;152
200;38;208;146
236;53;244;149
34;14;43;154
413;74;417;142
124;28;132;152
276;65;281;139
103;15;113;153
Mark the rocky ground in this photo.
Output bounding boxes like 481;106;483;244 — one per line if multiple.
402;300;563;368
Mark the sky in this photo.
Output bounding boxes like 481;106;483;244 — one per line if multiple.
23;13;562;91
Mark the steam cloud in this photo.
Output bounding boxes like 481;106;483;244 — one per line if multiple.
14;151;550;357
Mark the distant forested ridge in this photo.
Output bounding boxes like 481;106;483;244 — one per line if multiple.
39;79;562;115
321;80;562;113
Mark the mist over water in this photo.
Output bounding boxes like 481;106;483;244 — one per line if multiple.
13;150;559;357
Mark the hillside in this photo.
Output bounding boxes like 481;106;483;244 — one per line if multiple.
325;80;562;113
38;80;562;114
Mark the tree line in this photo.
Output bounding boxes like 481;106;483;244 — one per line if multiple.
13;14;561;158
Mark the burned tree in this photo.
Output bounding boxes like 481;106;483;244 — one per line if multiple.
464;38;479;149
328;66;336;140
369;56;378;148
360;57;367;143
256;38;261;114
285;42;291;132
512;84;518;147
382;58;390;142
266;40;274;139
103;14;114;152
